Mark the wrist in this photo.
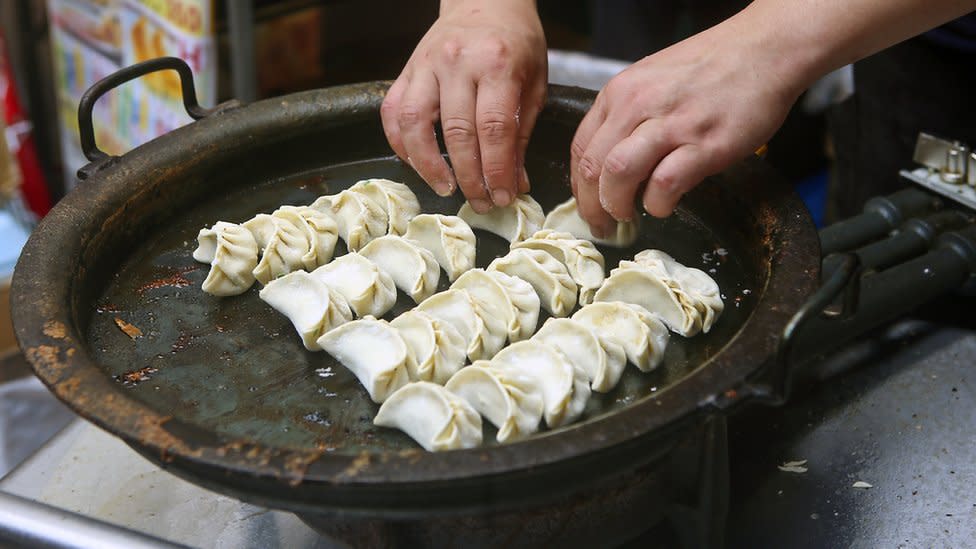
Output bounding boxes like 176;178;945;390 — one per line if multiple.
439;0;537;18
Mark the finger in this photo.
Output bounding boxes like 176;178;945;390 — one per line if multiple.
599;119;672;221
569;99;606;200
575;117;637;236
398;73;456;196
476;78;521;208
643;144;712;218
515;82;546;195
441;78;489;208
381;77;409;161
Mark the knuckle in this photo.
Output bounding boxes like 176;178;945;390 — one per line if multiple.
650;170;678;192
398;104;426;127
479;39;510;68
577;155;602;182
442;116;477;142
570;138;587;160
479;114;514;143
482;162;509;181
441;39;463;63
603;151;631;177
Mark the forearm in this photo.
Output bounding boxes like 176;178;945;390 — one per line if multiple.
439;0;537;17
735;0;976;95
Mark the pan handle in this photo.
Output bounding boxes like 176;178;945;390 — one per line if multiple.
76;57;223;181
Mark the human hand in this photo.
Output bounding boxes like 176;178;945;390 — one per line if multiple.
570;15;803;235
381;0;547;213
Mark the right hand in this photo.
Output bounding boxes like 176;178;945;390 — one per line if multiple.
381;0;547;213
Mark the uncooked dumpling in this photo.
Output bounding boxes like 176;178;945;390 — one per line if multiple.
593;266;701;336
198;221;259;296
310;190;387;251
403;214;476;281
274;205;339;269
390;310;466;384
484;270;542;341
318;316;410;403
626;249;724;332
452;269;540;344
513;229;606;305
488;248;577;317
572;302;670;372
416;289;505;361
374;381;482;451
532;317;626;393
259;270;352;350
310;252;397;318
542;197;638;247
348;178;421;236
360;235;440;303
246;213;311;285
457;194;545;243
445;361;544;443
489;340;590;428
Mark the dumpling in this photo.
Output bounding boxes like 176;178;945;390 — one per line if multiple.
626;249;724;332
310;253;397;318
374;381;482;451
403;214;476;281
532;317;626;393
390;310;466;384
451;269;540;344
258;270;352;350
274;205;339;269
488;248;577;317
360;235;440;303
542;197;639;247
489;340;590;428
198;222;259;296
416;289;505;361
318;316;410;403
245;213;311;285
513;229;606;305
593;266;701;336
348;178;421;236
310;190;387;251
446;361;544;443
572;302;669;372
457;194;545;243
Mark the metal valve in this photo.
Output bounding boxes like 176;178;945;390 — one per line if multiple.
912;133;973;186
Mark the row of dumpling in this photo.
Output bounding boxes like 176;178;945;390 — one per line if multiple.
193;178;434;296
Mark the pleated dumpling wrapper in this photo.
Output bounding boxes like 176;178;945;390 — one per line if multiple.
488;340;590;428
572;302;670;372
243;212;311;285
318;316;410;403
348;178;421;236
543;197;638;248
532;317;627;393
625;249;724;333
457;193;545;243
360;235;440;303
593;265;703;336
488;248;577;317
403;214;476;281
259;270;352;350
195;221;259;296
310;252;397;318
390;310;466;384
273;205;339;269
374;381;483;452
513;229;606;305
451;269;541;344
446;360;544;443
416;289;506;361
310;189;387;251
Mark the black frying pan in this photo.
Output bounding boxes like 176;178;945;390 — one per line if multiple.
11;58;820;541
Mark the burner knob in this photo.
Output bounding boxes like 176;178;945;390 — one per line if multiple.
941;144;968;184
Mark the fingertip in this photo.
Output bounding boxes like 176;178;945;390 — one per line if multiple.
642;182;680;218
490;187;513;208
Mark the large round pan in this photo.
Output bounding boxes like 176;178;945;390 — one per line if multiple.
11;58;818;532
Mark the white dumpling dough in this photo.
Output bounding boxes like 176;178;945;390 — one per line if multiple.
197;222;259;296
390;310;466;384
245;213;311;285
572;302;670;372
310;253;397;318
348;178;421;236
274;205;339;269
489;340;590;428
457;194;545;243
513;229;606;305
446;361;544;443
258;270;352;350
488;248;577;317
416;289;504;361
594;266;702;336
543;197;639;247
403;214;476;281
310;190;387;251
374;381;482;452
626;249;724;332
318;316;410;403
484;270;542;341
451;269;540;344
532;317;626;393
360;235;440;303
